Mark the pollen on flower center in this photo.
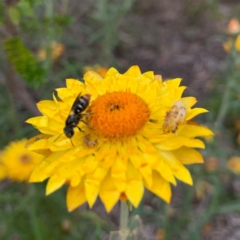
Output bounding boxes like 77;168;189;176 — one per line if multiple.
87;91;150;138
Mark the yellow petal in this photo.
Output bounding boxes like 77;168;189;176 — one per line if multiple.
27;138;49;151
55;88;73;100
57;158;84;179
126;162;142;181
84;179;99;208
180;97;197;108
130;154;144;169
37;100;58;117
142;71;154;80
26;116;63;135
174;86;186;99
99;171;120;212
143;152;159;167
25;134;52;156
94;142;111;162
162;78;182;90
112;175;126;192
85;79;100;98
49;136;73;151
124;65;141;77
125;163;144;207
66;78;84;89
156;136;205;150
84;71;105;96
111;149;128;190
100;149;116;168
29;161;50;182
46;174;66;195
159;152;193;185
174;164;193;185
173;147;204;165
67;183;86;211
70;173;81;187
86;167;108;186
112;155;128;175
154;160;177;185
186;108;208;120
81;155;98;174
139;165;152;188
146;171;171;203
25;134;50;146
179;124;214;138
105;67;119;77
125;180;144;208
136;135;158;154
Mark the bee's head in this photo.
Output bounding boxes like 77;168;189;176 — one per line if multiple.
64;126;74;138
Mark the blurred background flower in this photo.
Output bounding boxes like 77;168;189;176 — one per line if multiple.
83;64;108;78
37;41;65;62
227;18;240;35
227;156;240;174
0;139;43;182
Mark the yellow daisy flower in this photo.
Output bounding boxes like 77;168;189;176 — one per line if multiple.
227;18;240;35
223;35;240;52
227;156;240;174
0;167;7;180
0;139;44;182
38;41;65;61
0;152;7;180
26;66;213;212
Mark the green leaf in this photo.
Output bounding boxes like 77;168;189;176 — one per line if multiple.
4;38;45;88
22;0;41;8
8;7;20;25
17;1;34;17
0;1;4;25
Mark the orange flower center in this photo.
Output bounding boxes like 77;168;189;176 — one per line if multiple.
87;92;150;139
19;154;32;164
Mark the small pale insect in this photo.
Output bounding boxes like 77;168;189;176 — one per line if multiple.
163;100;186;133
84;134;98;148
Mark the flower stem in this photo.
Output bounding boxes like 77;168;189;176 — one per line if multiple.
29;185;43;240
214;77;232;130
120;201;129;231
214;50;236;131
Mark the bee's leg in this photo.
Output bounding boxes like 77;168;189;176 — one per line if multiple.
70;138;74;147
81;112;94;116
77;127;84;132
81;119;92;128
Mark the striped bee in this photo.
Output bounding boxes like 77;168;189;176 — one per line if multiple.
64;93;91;139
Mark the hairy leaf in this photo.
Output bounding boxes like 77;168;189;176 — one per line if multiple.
4;38;45;88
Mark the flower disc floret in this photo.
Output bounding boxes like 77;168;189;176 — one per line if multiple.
88;91;150;138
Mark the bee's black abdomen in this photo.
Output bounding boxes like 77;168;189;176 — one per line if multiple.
74;94;91;115
65;114;80;127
